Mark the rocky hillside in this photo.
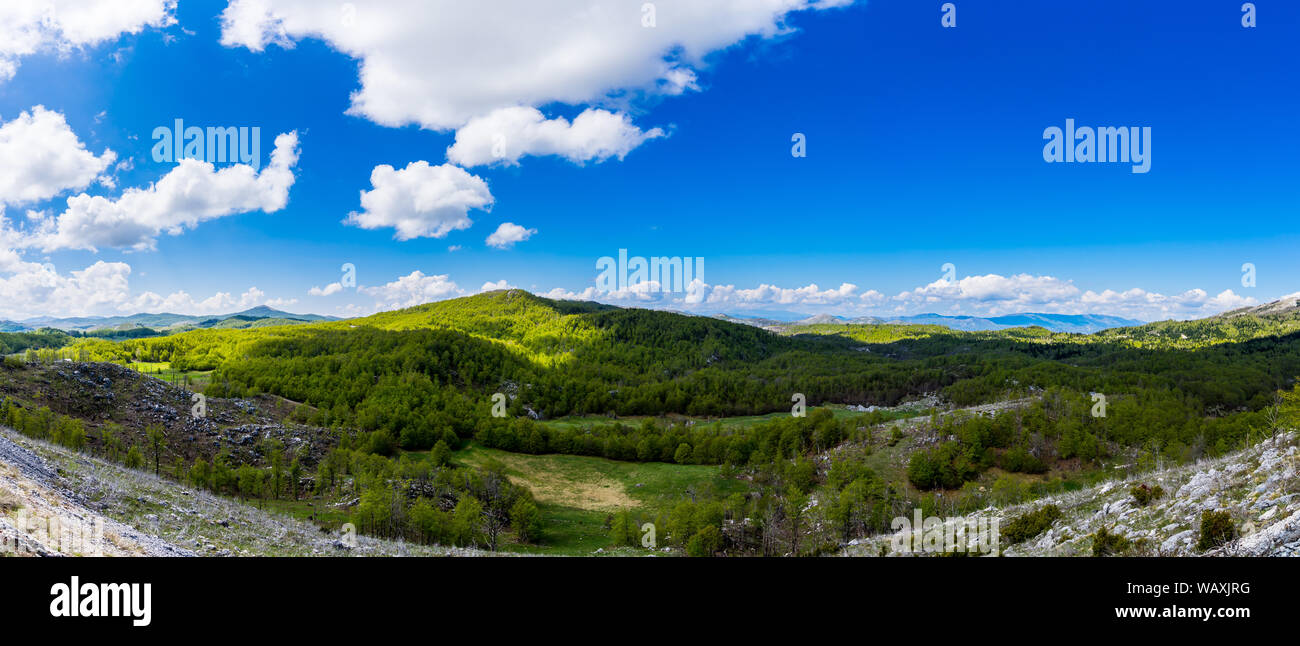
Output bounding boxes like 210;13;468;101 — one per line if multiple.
0;425;487;557
0;361;336;469
844;430;1300;557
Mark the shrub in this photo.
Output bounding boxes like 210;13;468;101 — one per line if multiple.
1130;483;1165;506
1000;447;1048;474
1197;510;1236;551
907;442;981;490
124;445;145;470
1003;504;1062;545
1091;526;1131;556
686;525;723;557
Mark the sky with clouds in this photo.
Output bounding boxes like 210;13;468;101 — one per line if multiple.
0;0;1296;323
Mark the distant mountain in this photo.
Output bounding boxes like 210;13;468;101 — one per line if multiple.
712;314;784;328
985;313;1143;333
776;311;1145;334
7;307;337;333
229;306;334;322
794;313;847;326
1215;293;1300;319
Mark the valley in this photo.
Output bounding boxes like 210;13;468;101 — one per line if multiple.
4;289;1300;557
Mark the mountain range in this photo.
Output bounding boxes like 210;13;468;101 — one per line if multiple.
716;311;1145;334
0;306;337;333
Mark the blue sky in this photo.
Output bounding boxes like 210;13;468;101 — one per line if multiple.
0;0;1296;322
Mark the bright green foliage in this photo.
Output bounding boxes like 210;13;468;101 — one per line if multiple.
1003;504;1062;545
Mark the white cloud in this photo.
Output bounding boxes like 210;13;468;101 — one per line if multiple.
893;273;1082;313
703;282;863;307
1077;287;1256;320
479;279;514;292
0;106;116;205
485;222;536;249
125;286;271;315
0;254;292;319
344;161;493;240
218;0;853;131
23;131;300;252
542;286;601;302
0;259;131;319
0;0;177;82
308;282;344;296
359;270;462;310
538;272;1261;322
446;107;664;167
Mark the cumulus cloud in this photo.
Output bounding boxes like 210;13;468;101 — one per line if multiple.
485;222;536;249
359;270;462;310
22;131;300;252
537;271;1260;322
217;0;853;129
0;254;291;320
308;282;344;296
217;0;853;149
1077;287;1256;320
124;286;273;315
344;161;493;240
0;259;131;319
446;107;664;167
703;282;864;307
0;0;177;82
479;279;514;292
0;106;117;205
893;273;1083;313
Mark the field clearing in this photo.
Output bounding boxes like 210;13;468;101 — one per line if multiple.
453;443;744;512
125;361;213;390
444;443;747;554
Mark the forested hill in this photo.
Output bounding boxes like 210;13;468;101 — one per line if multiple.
25;291;1300;464
331;289;805;365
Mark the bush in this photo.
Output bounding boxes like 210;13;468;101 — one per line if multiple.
907;442;981;490
1091;526;1131;556
1197;510;1236;551
1003;504;1062;545
124;445;145;470
686;525;723;557
1130;483;1165;506
510;498;542;544
1000;447;1048;474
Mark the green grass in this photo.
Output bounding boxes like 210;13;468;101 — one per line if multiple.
259;498;353;531
125;361;212;390
417;442;746;554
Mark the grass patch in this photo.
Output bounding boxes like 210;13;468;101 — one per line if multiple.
450;443;744;513
125;361;212;390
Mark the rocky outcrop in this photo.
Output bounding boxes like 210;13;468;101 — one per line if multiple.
843;431;1300;557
